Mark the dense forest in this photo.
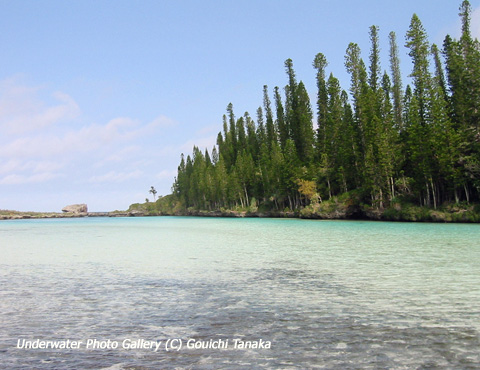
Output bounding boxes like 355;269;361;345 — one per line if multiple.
169;1;480;218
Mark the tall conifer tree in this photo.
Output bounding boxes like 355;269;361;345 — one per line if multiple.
389;31;404;131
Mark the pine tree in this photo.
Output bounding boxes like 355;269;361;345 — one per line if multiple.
227;103;238;163
296;81;315;163
313;53;329;160
345;43;362;103
345;42;369;156
378;72;400;203
281;139;301;209
263;85;277;147
274;86;288;150
431;44;448;101
235;150;255;207
325;73;343;196
389;31;404;131
345;42;372;194
236;117;247;153
284;59;300;155
405;14;431;126
340;89;361;190
211;146;219;165
244;112;258;160
369;26;381;92
214;155;228;207
256;106;266;145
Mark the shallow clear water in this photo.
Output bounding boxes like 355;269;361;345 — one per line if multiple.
0;217;479;369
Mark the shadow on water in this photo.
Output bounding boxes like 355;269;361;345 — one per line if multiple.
3;267;479;369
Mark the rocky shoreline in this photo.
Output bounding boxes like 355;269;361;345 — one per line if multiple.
131;203;480;223
0;211;145;220
2;203;480;223
0;209;291;220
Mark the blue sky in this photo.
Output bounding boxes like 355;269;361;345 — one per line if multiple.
1;0;479;212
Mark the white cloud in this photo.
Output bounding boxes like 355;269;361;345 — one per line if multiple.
105;117;139;131
0;153;66;185
0;159;23;175
0;117;146;159
28;160;65;173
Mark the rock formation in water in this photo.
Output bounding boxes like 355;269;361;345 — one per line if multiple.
62;204;88;213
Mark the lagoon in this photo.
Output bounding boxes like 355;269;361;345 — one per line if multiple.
1;217;479;369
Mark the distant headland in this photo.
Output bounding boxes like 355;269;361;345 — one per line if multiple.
0;203;143;220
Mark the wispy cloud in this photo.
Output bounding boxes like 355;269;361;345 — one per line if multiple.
0;78;179;191
0;116;153;159
0;78;80;134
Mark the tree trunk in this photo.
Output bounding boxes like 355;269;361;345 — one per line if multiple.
464;184;470;203
425;181;431;207
430;178;437;209
244;186;249;207
379;187;384;209
390;176;395;200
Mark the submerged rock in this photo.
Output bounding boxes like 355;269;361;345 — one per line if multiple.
62;204;88;214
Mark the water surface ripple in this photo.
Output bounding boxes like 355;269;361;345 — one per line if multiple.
0;217;479;369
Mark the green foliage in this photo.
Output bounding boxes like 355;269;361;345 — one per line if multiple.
170;1;480;221
128;194;182;215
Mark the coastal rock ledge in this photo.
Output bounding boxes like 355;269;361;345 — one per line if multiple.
62;204;88;214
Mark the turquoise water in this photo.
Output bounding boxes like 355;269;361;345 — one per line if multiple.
0;217;479;369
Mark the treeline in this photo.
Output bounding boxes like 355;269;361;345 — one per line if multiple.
173;1;480;212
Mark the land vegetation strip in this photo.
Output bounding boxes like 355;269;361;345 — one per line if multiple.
0;210;135;220
127;193;480;223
